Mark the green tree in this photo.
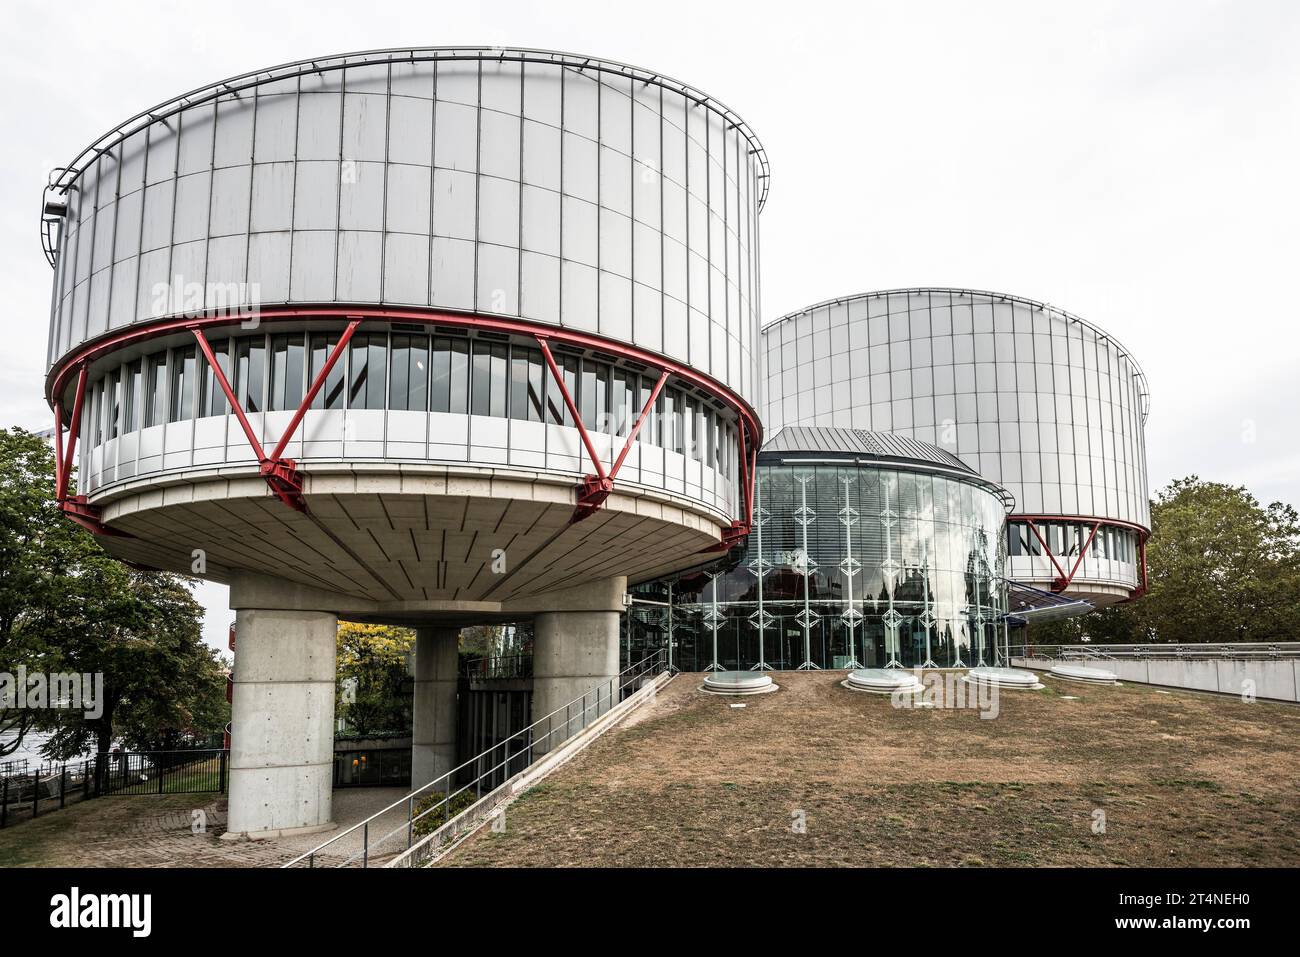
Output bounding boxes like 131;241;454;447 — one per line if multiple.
0;428;100;757
336;622;415;737
1030;476;1300;645
0;426;229;761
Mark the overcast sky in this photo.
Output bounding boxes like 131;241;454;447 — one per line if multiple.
3;0;1297;653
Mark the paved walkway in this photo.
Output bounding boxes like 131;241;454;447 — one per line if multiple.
0;787;413;868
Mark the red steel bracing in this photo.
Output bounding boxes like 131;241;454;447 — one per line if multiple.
49;363;127;537
610;369;668;481
56;365;88;502
47;307;762;546
1024;519;1070;586
191;328;267;461
269;319;361;462
1015;514;1149;594
51;397;65;496
190;320;362;512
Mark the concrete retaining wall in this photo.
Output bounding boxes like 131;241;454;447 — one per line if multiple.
1014;656;1300;703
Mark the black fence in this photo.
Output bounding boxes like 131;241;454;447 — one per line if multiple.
0;749;228;829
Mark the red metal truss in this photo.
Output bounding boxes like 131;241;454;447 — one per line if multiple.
48;364;128;537
1012;513;1150;594
46;307;761;547
190;319;361;512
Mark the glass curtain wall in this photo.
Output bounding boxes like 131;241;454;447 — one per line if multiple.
629;461;1009;670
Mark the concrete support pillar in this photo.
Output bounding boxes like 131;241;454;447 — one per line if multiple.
531;609;621;754
224;607;337;840
412;626;460;789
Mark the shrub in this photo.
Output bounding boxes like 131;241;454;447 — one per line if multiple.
412;788;478;837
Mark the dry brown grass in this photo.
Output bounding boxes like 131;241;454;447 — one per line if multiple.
441;672;1300;867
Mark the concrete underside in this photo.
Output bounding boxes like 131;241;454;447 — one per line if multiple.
1018;579;1137;610
91;466;725;610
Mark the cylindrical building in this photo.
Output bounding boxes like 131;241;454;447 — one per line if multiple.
40;48;768;837
629;427;1013;670
760;289;1150;608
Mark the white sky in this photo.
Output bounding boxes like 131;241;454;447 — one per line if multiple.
2;0;1297;654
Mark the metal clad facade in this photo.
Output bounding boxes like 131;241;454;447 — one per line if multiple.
46;50;768;526
50;54;763;401
759;289;1150;600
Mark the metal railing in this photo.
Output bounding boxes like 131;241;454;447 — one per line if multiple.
460;653;534;680
0;749;228;829
283;649;667;868
1010;642;1300;662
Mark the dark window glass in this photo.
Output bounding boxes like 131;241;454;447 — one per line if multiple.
449;339;469;414
431;337;451;413
643;377;659;446
409;336;429;412
490;345;508;418
106;371;121;440
348;335;386;409
169;347;196;422
594;362;610;432
199;341;231;418
124;360;142;433
367;336;387;409
509;346;545;422
548;354;579;426
145;355;166;427
390;335;410;411
471;341;495;417
236;338;266;414
681;396;695;459
269;335;305;412
309;334;346;410
388;334;429;412
580;360;598;427
613;369;637;437
91;380;103;445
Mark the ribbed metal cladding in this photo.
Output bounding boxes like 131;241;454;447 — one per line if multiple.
45;47;767;407
759;288;1151;529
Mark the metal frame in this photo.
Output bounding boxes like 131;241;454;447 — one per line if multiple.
47;306;761;545
1011;513;1150;597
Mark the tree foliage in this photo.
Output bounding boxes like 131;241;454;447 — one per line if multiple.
336;621;415;737
0;427;228;759
1030;476;1300;644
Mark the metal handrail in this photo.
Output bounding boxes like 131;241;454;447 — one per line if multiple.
282;648;666;868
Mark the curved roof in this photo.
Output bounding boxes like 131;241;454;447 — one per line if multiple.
42;45;770;206
762;426;972;473
760;426;1015;510
760;287;1149;422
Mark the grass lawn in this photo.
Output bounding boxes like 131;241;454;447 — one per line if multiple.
441;672;1300;867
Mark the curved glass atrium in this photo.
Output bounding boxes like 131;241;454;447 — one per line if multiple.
630;427;1013;670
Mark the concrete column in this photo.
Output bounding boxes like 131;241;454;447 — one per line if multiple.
224;607;337;840
531;609;621;754
412;626;460;788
